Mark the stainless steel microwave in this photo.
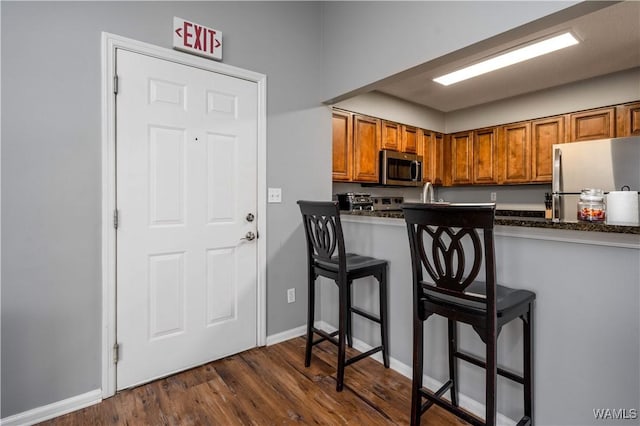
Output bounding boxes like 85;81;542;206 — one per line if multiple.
380;150;423;186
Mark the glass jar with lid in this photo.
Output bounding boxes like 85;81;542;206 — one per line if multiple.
577;188;605;222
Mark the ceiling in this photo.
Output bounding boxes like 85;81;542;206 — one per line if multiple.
372;1;640;113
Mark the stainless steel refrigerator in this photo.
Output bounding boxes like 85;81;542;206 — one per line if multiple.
552;136;640;222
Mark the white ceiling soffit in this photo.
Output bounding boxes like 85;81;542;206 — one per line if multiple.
353;1;640;113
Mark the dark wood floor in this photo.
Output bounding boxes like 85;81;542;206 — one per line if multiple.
38;337;468;425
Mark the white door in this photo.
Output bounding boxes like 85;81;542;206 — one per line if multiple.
115;48;258;390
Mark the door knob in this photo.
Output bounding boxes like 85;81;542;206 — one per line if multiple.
246;213;255;222
241;231;256;241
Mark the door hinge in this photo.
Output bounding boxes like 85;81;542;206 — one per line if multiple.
113;343;120;364
113;75;119;95
113;209;119;229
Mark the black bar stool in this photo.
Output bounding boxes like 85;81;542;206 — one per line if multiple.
297;200;390;391
402;203;535;426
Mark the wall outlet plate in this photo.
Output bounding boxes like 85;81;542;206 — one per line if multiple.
268;187;282;203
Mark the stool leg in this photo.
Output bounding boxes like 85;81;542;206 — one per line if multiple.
410;317;424;426
305;272;315;367
524;303;534;424
447;319;458;407
336;277;348;392
486;326;498;426
379;266;390;368
346;281;353;348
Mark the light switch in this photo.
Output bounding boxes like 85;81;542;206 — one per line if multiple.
268;188;282;203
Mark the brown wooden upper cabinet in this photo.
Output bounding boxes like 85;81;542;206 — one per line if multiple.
332;110;352;182
567;107;615;142
449;127;498;186
450;131;473;185
421;130;445;185
500;117;565;184
616;102;640;137
530;116;565;183
500;122;531;184
381;120;401;151
352;114;381;183
332;100;638;186
401;125;419;153
473;127;498;184
332;110;381;183
381;121;419;153
418;129;429;181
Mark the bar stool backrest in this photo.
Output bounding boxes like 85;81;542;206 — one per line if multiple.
403;203;496;306
298;201;347;274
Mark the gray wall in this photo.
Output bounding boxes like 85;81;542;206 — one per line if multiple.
334;91;446;132
1;1;329;417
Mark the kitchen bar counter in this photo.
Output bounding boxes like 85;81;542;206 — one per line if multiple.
329;209;640;424
345;209;640;235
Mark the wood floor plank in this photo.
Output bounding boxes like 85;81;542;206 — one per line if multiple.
256;346;394;425
37;336;470;425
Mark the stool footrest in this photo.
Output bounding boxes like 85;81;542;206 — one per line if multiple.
455;350;525;385
345;346;382;366
419;379;452;413
311;328;339;346
516;416;531;426
310;326;383;367
350;306;381;324
419;385;483;426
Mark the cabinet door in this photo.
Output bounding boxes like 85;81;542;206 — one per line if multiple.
332;110;352;182
450;131;473;185
420;130;431;183
401;125;418;153
422;131;445;185
431;132;445;185
353;114;381;183
500;122;531;184
381;120;401;151
473;127;498;184
531;116;565;182
616;102;640;136
567;107;615;141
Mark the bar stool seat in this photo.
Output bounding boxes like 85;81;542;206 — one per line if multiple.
403;203;535;426
298;200;390;392
426;281;534;316
316;253;387;272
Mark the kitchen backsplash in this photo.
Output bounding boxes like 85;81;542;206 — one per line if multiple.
333;182;551;211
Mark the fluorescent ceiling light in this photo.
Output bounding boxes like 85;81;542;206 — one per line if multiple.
433;32;579;86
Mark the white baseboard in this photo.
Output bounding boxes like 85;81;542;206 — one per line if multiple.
0;389;102;426
311;321;517;426
266;324;307;346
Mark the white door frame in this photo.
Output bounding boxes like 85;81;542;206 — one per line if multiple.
100;32;267;398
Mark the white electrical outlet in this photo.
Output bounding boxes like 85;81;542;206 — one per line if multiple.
268;187;282;203
287;288;295;304
490;192;497;201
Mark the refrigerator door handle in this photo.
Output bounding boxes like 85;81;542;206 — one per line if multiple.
552;147;562;222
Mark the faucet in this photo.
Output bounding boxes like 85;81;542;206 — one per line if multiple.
422;181;435;203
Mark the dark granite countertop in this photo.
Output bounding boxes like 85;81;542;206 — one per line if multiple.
344;209;640;235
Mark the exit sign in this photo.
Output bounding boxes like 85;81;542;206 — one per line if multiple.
173;17;222;61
